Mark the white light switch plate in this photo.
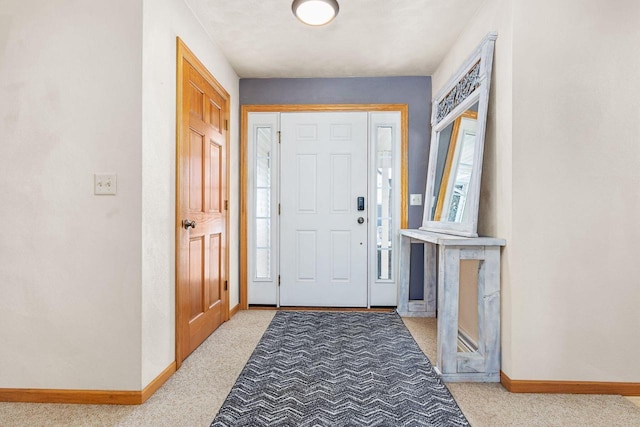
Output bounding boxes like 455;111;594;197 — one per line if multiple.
94;174;117;195
409;193;422;206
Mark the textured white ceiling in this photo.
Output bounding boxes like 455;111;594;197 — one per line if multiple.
184;0;485;78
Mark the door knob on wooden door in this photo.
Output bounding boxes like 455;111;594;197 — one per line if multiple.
182;219;197;230
357;217;365;224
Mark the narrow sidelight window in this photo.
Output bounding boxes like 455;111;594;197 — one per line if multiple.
375;126;394;281
255;127;272;280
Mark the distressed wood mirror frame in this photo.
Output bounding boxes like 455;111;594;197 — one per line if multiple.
421;32;497;237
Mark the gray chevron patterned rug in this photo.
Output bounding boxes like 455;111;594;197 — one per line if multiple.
211;311;469;427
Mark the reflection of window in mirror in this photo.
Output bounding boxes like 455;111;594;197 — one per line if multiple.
432;104;478;223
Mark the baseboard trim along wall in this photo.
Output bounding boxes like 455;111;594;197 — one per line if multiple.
501;372;640;396
140;362;177;402
0;362;177;405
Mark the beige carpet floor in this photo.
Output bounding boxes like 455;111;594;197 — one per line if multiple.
0;310;638;426
402;317;640;427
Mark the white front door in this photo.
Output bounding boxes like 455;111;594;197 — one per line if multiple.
279;112;368;307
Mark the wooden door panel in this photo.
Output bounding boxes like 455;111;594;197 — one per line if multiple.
209;233;221;306
210;142;222;213
189;131;204;212
188;83;203;117
208;99;222;132
177;39;229;366
189;236;205;321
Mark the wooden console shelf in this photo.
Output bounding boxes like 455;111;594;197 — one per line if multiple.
398;229;505;382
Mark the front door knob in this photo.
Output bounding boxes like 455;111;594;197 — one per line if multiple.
357;217;365;224
183;219;197;230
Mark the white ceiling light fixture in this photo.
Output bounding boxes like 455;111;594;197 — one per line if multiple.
292;0;339;26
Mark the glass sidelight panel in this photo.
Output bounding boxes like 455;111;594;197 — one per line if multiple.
255;127;272;280
256;189;270;217
375;126;394;281
255;248;271;280
256;218;271;247
256;158;270;187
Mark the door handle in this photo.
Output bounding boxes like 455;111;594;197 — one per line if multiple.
182;219;197;230
357;217;365;224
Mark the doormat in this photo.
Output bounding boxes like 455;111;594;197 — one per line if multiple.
211;311;469;426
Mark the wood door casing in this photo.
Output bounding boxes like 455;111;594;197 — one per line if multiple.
176;39;229;367
239;104;409;310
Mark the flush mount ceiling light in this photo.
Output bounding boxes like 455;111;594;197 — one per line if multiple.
292;0;339;26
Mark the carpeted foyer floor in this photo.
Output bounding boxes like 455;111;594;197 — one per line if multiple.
1;310;639;427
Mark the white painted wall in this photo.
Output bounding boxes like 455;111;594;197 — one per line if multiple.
141;0;239;385
433;0;640;382
0;0;239;391
510;0;640;382
0;0;143;389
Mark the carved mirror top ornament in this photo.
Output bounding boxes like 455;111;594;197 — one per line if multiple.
421;32;497;237
435;60;481;125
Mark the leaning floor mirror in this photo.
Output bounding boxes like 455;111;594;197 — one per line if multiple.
421;32;497;237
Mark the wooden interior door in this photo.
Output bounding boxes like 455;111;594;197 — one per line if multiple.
176;39;229;366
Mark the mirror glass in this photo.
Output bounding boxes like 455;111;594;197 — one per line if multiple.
420;32;496;237
429;103;478;223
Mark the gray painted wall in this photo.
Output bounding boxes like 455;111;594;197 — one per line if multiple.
240;77;431;300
